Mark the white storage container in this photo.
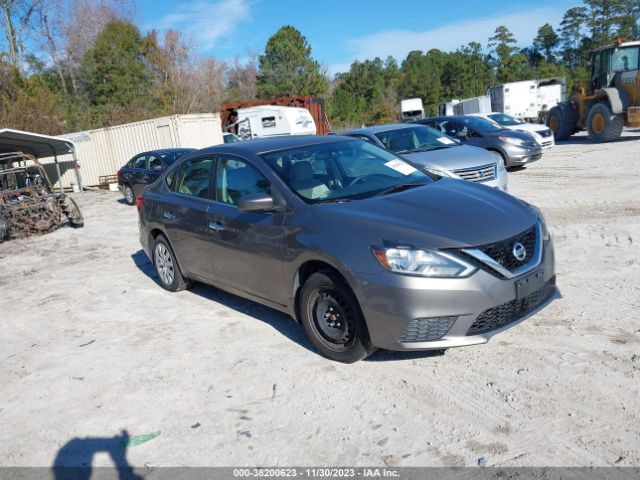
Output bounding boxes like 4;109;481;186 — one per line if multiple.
41;113;223;188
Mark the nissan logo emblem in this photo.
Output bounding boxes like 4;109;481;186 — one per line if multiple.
512;242;527;261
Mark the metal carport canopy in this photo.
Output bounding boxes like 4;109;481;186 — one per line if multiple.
0;128;83;192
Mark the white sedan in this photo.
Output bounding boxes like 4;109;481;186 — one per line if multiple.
471;112;555;149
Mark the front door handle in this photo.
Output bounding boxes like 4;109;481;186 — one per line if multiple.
208;221;225;231
163;211;176;220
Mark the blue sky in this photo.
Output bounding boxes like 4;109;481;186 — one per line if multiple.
138;0;579;74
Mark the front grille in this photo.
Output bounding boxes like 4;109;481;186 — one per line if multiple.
400;316;457;342
466;278;555;335
479;226;536;271
453;163;496;183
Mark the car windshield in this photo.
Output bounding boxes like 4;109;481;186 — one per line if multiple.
488;113;521;126
373;125;458;154
460;116;503;133
160;150;192;165
261;139;432;203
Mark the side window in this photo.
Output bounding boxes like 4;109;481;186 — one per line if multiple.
130;156;146;169
174;158;213;198
147;155;162;171
215;158;271;206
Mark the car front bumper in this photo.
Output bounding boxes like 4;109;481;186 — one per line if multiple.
503;144;543;166
351;238;556;351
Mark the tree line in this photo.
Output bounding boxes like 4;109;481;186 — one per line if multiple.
1;0;639;134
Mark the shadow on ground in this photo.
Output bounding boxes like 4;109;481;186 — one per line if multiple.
52;430;143;480
132;249;448;364
131;250;316;356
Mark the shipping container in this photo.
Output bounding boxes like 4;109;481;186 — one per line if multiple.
41;113;222;189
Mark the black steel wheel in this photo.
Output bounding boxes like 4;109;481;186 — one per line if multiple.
299;271;375;363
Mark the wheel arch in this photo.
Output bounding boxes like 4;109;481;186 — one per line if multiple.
290;257;361;324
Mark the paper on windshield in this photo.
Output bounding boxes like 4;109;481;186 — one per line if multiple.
437;137;455;145
384;159;418;175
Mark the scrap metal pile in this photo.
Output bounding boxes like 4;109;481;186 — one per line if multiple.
0;152;83;243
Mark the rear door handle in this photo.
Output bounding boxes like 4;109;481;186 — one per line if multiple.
163;211;176;220
208;221;225;231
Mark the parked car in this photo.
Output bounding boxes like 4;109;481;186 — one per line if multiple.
470;112;555;149
138;135;556;363
342;124;508;191
414;116;542;168
118;148;195;205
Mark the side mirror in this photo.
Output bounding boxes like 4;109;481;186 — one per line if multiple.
238;193;275;213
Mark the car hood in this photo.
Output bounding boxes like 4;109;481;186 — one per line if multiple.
402;145;496;172
504;123;549;134
318;178;537;249
483;129;536;142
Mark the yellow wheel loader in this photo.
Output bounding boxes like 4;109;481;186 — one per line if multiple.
547;40;640;143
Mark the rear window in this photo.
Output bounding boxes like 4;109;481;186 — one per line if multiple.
161;150;192;166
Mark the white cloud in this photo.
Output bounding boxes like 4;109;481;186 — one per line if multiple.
155;0;250;51
331;7;567;74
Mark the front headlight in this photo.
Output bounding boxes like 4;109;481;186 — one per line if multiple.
371;247;477;278
528;204;551;241
499;136;525;146
424;168;456;178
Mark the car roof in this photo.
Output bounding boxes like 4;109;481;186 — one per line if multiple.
191;135;355;156
342;124;422;135
138;148;196;156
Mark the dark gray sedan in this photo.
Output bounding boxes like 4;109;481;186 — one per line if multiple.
414;116;542;167
138;135;556;362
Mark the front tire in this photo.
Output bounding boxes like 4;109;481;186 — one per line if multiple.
299;271;376;363
586;102;623;143
153;235;190;292
123;184;135;205
546;104;577;141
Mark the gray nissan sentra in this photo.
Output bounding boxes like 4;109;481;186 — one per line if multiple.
138;135;557;363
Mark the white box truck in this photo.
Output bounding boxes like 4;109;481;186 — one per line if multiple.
399;98;425;121
489;77;566;122
233;105;316;140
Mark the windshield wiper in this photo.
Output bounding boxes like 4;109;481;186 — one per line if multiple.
375;181;428;197
316;197;353;204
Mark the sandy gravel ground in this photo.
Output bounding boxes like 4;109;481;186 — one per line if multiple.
1;130;639;468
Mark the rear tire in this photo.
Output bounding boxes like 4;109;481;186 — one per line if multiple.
546;104;577;141
299;271;376;363
123;184;135;205
586;102;623;143
153;235;190;292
